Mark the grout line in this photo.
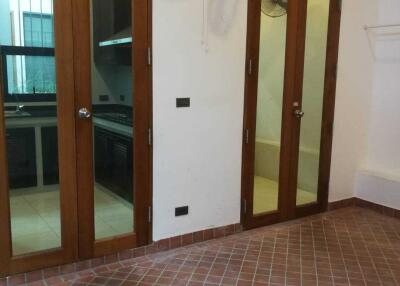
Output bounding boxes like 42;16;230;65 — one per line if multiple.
321;217;334;286
178;244;205;284
216;238;235;286
310;220;319;286
335;213;352;285
299;224;303;286
266;230;278;285
373;220;397;285
249;231;265;286
234;232;252;286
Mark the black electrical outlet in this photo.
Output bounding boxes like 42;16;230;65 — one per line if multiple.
175;206;189;216
99;94;109;102
176;97;190;108
120;95;125;102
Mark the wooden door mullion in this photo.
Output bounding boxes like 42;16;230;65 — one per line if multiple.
283;0;309;220
0;53;12;276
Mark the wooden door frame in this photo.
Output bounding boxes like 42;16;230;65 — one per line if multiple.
241;0;342;229
73;0;153;259
241;0;304;229
0;0;78;276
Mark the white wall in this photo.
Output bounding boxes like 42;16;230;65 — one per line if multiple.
152;0;247;240
328;0;379;202
152;0;400;241
365;0;400;176
329;0;400;204
354;1;400;206
355;171;400;210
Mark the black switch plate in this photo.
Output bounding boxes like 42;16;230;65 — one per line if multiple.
175;206;189;216
176;97;190;108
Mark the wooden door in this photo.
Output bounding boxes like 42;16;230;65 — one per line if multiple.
73;0;152;258
0;0;78;275
241;0;341;229
293;0;342;219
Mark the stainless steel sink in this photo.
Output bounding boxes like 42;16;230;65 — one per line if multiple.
4;110;31;118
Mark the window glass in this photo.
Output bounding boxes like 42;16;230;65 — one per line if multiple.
1;0;55;101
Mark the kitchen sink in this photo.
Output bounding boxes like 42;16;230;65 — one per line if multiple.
4;110;31;118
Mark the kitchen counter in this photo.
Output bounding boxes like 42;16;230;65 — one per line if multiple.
4;104;133;137
93;117;132;137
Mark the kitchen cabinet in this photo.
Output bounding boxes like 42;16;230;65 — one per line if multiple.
92;0;132;66
6;128;37;189
94;126;133;203
42;126;59;185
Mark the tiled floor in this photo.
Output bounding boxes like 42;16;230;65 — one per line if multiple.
253;176;317;214
21;207;399;286
94;185;134;240
9;185;133;255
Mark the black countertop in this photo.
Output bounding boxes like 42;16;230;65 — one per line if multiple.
4;104;133;127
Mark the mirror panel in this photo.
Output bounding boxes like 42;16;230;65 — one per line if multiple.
296;0;330;206
253;4;288;215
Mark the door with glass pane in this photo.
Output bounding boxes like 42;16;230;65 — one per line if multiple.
241;0;341;228
294;0;341;217
73;0;152;258
0;0;77;275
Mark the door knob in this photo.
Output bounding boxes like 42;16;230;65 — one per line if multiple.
293;109;305;119
78;107;91;119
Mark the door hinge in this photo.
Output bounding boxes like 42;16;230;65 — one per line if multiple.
148;128;152;146
242;199;247;214
147;47;152;66
148;206;152;223
247;59;253;76
244;129;249;144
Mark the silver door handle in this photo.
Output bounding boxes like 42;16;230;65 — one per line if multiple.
78;107;91;119
293;109;305;119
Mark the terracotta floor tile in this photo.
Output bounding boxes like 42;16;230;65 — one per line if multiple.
13;207;400;286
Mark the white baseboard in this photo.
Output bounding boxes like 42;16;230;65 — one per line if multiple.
355;169;400;210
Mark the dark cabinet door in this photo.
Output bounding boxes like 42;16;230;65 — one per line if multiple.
6;128;37;189
112;140;133;202
94;127;113;186
94;127;133;203
41;126;59;185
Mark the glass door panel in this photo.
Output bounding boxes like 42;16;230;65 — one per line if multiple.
296;0;330;206
253;3;288;215
90;0;134;240
1;0;61;256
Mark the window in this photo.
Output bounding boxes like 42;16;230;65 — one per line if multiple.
23;12;54;48
22;12;55;95
0;3;56;102
2;47;55;102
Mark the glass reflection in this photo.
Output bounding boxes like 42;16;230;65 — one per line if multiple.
253;4;287;215
296;0;330;206
1;0;60;256
91;0;134;239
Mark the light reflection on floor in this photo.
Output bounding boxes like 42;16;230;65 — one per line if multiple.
253;176;317;215
9;185;133;256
